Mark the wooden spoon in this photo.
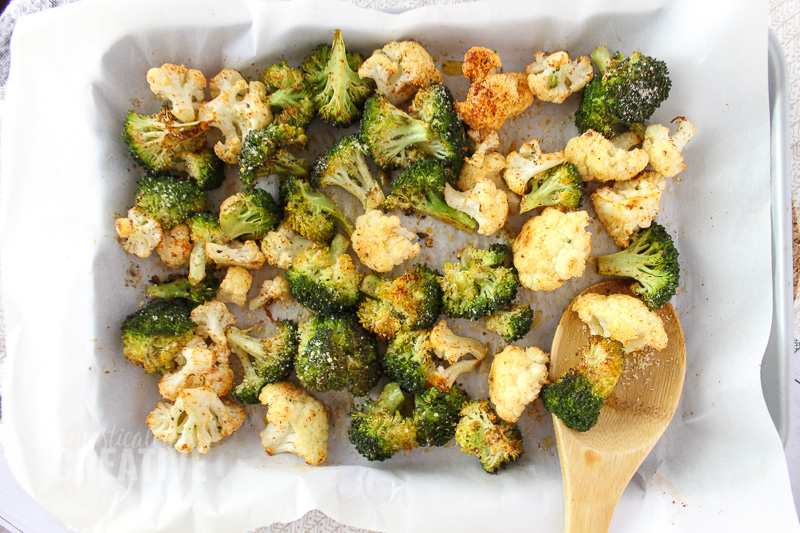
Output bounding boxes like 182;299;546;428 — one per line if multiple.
549;280;686;533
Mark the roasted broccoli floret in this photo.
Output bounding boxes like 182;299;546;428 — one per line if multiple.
146;274;220;306
226;322;299;403
134;173;206;230
122;109;207;173
357;264;443;340
595;222;679;310
439;244;520;320
408;82;468;175
219;187;281;241
185;212;227;284
286;234;363;314
360;93;429;169
519;162;583;214
238;123;309;187
347;382;418;461
360;83;467;174
302;30;374;127
455;400;524;473
413;383;469;447
280;174;355;244
295;314;379;396
383;158;478;233
575;46;671;138
541;336;625;431
262;60;315;129
484;304;536;343
310;133;385;211
175;147;225;191
120;300;195;374
382;328;436;395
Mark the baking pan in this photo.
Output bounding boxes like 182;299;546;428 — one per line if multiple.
762;29;793;446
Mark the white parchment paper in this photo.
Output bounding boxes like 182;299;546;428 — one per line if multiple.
1;0;797;532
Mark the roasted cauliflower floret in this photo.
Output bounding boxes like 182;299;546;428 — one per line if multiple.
642;118;697;178
351;209;421;273
503;138;567;195
190;300;236;345
358;41;443;105
572;292;668;353
525;51;593;104
198;69;272;164
115;207;163;258
205;240;266;270
258;381;329;466
591;171;666;247
454;47;534;131
146;386;245;454
261;222;316;270
489;345;549;423
512;207;592;291
155;223;192;269
457;129;507;191
216;266;252;307
565;129;649;182
429;320;488;365
146;63;207;122
158;342;234;401
248;275;291;311
444;176;509;236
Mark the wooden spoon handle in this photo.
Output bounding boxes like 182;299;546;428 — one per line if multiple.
554;417;641;533
564;497;618;533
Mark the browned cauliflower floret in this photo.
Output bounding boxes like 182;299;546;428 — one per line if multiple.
190;300;236;345
457;129;507;191
248;276;291;311
512;208;592;291
158;341;234;401
489;345;549;423
351;210;420;273
358;41;443;105
444;177;509;236
525;51;593;104
572;292;668;353
454;47;534;131
642;118;697;178
197;69;272;163
205;240;266;270
156;223;192;269
429;320;488;365
115;207;163;258
591;171;667;247
503;138;567;195
564;129;649;182
216;266;252;307
258;381;329;466
146;387;245;454
146;63;207;122
261;222;316;270
422;320;488;392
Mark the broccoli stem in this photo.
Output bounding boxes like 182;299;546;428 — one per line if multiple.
146;278;192;300
596;240;654;280
590;46;613;74
233;346;259;380
373;382;406;414
227;329;270;365
360;274;385;299
418;193;478;233
520;178;563;213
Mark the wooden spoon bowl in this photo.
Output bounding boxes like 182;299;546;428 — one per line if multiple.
549;280;686;533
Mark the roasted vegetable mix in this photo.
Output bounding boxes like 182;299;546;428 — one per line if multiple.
115;31;690;470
